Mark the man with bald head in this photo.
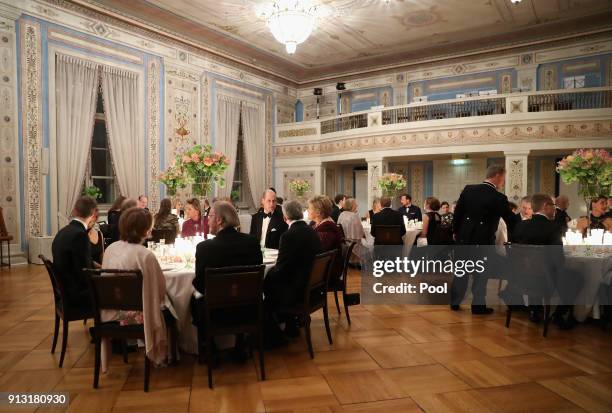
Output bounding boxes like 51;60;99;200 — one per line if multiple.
554;195;571;233
250;189;288;249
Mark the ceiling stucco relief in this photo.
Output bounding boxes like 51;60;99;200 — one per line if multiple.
77;0;612;82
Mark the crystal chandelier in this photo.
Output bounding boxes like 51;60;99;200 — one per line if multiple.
261;0;317;54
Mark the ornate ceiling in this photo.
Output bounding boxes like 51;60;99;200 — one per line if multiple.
73;0;612;83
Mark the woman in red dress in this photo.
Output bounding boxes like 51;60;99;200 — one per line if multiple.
181;198;209;237
308;195;344;251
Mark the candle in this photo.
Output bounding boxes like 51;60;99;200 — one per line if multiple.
591;229;604;245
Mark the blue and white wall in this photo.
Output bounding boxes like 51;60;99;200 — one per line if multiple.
2;0;295;255
293;39;612;122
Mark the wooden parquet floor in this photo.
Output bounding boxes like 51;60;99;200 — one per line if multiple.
0;264;611;413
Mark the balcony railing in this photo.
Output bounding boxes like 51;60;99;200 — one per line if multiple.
278;87;612;139
528;89;612;112
321;113;368;134
382;97;506;126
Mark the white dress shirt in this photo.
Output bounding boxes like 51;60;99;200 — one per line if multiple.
260;216;271;247
72;218;88;231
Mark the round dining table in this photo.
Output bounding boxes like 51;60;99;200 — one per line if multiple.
564;250;612;322
161;252;277;354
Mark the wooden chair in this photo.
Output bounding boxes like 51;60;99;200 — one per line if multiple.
372;225;404;262
151;228;177;244
327;242;358;325
85;269;178;392
334;241;359;325
277;250;336;359
0;207;13;268
39;255;93;368
504;244;555;337
372;225;404;245
200;265;266;388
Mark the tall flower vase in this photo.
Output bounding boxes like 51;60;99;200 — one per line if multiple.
192;179;211;198
579;183;601;213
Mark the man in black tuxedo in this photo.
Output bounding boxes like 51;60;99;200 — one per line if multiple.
511;194;578;327
331;194;345;223
250;189;288;249
51;196;98;312
554;195;571;234
371;196;406;239
398;194;422;222
192;201;263;360
264;200;323;308
514;194;563;245
452;165;515;314
193;201;262;294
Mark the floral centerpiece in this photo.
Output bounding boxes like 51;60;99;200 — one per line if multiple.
378;173;407;196
158;164;189;196
177;144;230;197
288;179;311;197
557;148;612;210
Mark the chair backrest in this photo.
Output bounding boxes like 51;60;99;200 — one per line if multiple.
0;207;8;236
304;250;336;306
151;228;177;244
84;269;143;324
328;247;344;286
341;241;357;288
203;265;266;310
336;223;346;240
373;225;403;245
39;254;65;307
507;244;555;297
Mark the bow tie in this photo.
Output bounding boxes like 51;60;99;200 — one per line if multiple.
263;212;273;219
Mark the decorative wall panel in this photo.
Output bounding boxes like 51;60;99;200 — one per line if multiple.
540;158;557;196
201;74;209;143
505;154;529;203
20;20;43;238
0;24;18;245
409;163;424;210
165;67;200;161
164;67;200;199
147;57;161;211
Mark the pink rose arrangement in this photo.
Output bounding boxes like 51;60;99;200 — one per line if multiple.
378;173;407;195
175;144;230;197
557;148;611;205
158;164;189;196
288;179;311;197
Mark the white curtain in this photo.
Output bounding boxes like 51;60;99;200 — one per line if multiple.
216;95;242;198
101;66;143;198
241;102;266;207
55;54;99;222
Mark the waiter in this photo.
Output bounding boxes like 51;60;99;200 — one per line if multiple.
452;164;515;315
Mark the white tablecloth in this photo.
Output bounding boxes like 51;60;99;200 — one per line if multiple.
362;222;421;257
565;253;612;322
163;257;276;354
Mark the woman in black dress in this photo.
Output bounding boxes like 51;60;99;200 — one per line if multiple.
107;195;126;245
88;207;104;266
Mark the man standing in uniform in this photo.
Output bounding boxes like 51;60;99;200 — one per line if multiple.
452;165;515;314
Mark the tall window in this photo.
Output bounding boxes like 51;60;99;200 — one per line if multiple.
231;119;244;204
86;89;117;204
231;116;254;209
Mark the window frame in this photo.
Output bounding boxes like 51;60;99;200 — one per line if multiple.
84;87;118;209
